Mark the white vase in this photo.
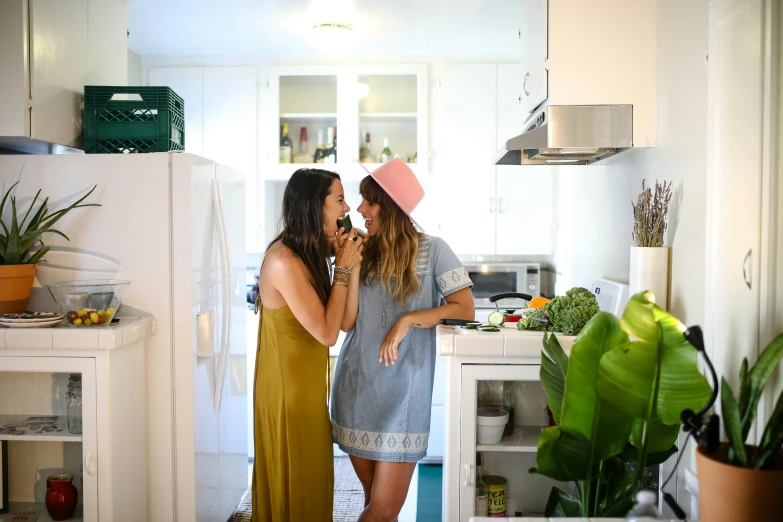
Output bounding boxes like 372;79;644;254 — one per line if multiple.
629;246;670;309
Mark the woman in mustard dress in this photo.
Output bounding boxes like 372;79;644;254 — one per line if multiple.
252;168;363;522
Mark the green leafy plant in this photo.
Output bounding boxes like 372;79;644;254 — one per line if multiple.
0;182;99;265
518;287;600;336
720;333;783;469
532;291;712;517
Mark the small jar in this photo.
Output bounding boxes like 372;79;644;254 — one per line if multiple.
66;374;83;435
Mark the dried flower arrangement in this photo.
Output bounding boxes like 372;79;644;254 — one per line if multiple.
632;179;673;247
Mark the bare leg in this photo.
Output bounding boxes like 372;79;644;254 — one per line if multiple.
357;461;416;522
349;455;376;508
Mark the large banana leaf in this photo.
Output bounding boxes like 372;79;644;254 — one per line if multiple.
540;332;568;424
544;487;582;517
535;313;634;485
596;293;712;427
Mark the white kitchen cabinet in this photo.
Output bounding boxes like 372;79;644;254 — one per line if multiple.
518;0;548;115
0;318;152;522
516;0;657;146
439;326;577;521
261;65;428;248
148;67;205;156
435;63;556;257
0;0;128;154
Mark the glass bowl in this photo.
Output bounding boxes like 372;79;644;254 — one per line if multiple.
46;279;130;327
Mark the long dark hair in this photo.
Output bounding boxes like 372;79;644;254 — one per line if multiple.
359;175;421;307
268;168;340;305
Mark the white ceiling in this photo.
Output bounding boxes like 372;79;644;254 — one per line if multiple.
127;0;522;62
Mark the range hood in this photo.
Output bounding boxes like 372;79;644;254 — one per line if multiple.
494;105;633;166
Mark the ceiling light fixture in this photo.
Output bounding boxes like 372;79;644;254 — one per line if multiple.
309;0;357;53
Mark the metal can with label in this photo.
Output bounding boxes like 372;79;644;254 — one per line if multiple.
483;475;507;517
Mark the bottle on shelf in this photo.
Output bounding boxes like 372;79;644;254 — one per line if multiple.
314;128;327;163
475;452;488;516
626;490;663;521
293;126;312;163
381;137;392;163
66;374;82;434
324;127;335;164
359;129;372;163
279;123;293;163
329;125;338;163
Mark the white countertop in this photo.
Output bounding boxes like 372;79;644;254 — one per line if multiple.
436;324;575;358
0;316;156;351
469;518;693;522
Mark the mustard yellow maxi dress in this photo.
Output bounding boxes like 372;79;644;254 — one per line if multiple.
251;270;334;521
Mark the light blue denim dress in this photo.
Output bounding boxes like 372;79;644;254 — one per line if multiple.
331;234;473;462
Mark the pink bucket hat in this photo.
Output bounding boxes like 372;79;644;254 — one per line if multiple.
362;158;425;224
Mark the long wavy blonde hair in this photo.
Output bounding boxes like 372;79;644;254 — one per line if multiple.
359;175;421;307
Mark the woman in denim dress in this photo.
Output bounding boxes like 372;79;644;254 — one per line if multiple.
331;159;475;522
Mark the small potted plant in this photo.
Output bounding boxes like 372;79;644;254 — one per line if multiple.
696;333;783;522
630;179;673;309
0;182;99;313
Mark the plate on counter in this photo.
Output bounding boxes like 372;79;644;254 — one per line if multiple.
0;312;64;323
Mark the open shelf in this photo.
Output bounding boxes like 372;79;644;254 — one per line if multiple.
0;414;80;442
476;425;542;453
2;502;84;522
280;113;337;119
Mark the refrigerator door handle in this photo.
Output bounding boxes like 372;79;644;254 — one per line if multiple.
212;178;232;413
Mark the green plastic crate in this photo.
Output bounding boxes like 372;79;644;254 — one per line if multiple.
83;86;185;154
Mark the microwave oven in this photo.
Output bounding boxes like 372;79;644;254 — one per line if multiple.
463;263;541;309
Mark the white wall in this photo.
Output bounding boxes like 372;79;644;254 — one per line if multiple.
128;50;142;85
87;0;128;85
558;0;708;327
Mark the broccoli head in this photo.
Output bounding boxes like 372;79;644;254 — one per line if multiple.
517;308;549;331
542;287;600;336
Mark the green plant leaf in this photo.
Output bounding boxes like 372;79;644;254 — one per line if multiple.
535;426;591;482
596;457;637;516
630;416;680;453
540;332;569;423
721;377;748;467
26;245;50;265
597;294;712;425
544;487;582;517
20;228;69;254
740;333;783;441
18;189;41;231
738;358;750;415
618;443;678;467
5;196;22;264
560;312;633;462
753;386;783;469
0;182;19;224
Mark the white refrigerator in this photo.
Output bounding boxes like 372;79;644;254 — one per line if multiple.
0;152;249;522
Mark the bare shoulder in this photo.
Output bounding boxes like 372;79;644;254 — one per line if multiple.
262;243;306;278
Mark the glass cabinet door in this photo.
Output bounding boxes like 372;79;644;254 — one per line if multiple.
460;364;570;521
277;74;339;166
0;357;97;521
356;73;419;167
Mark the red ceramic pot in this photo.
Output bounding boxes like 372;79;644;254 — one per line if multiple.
45;474;78;521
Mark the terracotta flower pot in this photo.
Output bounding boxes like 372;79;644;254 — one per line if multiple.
0;264;37;313
697;442;783;522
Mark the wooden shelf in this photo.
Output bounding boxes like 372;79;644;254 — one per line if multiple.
2;502;83;522
0;414;80;442
476;425;542;453
279;113;337;119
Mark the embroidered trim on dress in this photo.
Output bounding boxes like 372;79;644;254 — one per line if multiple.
415;234;432;275
436;267;472;295
332;422;429;454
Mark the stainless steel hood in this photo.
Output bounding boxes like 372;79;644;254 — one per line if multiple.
494;104;633;166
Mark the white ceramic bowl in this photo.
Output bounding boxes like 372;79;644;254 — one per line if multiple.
476;407;509;444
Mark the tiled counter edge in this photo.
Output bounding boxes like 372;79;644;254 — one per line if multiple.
0;317;156;350
435;325;576;358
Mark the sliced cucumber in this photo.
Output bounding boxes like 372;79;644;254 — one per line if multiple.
487;311;505;326
478;325;500;332
463;324;479;330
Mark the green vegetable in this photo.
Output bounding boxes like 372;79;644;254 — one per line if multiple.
519;287;599;336
336;215;353;234
487;311;505;326
518;309;549;331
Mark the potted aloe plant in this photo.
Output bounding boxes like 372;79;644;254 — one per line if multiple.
0;182;99;313
531;291;712;517
696;333;783;522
